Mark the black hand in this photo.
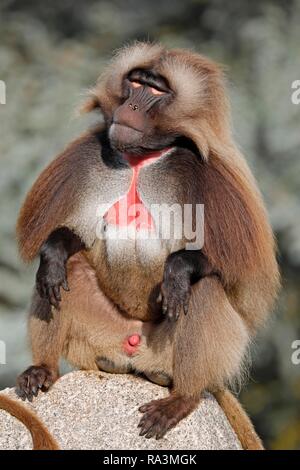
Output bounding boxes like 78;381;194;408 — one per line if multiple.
36;256;69;309
158;249;215;321
36;227;85;308
157;254;191;321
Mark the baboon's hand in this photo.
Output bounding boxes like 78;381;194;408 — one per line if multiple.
157;255;191;321
16;365;57;402
36;258;69;309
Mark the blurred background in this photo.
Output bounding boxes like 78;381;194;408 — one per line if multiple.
0;0;299;449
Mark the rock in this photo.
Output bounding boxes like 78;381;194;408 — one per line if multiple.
0;371;241;450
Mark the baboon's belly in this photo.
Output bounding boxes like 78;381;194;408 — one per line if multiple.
64;253;173;386
86;237;169;321
65;311;173;387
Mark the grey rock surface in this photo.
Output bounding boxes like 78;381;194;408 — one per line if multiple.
0;371;241;450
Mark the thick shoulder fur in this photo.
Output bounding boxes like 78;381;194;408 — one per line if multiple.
17;128;107;262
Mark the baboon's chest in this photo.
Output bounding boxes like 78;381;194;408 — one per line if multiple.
89;148;201;319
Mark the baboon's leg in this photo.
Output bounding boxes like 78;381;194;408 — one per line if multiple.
16;292;69;401
138;276;249;439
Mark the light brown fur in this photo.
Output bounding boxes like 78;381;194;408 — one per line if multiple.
0;395;59;450
15;42;279;449
214;390;264;450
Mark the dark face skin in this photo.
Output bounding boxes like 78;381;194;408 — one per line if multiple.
108;69;176;155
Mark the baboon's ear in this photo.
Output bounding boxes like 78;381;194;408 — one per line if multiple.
78;91;100;114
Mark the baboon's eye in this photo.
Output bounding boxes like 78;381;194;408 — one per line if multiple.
131;81;142;89
131;80;166;96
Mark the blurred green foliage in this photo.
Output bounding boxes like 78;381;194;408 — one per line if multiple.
0;0;299;449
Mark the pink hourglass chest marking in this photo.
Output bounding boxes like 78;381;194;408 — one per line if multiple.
104;149;172;231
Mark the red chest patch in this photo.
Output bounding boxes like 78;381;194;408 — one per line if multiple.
104;148;172;231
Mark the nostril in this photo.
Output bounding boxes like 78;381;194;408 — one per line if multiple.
129;103;139;111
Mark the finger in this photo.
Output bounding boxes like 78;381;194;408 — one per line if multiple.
183;289;191;315
167;307;174;321
139;402;156;413
53;285;61;302
167;300;178;321
16;387;27;401
31;385;38;397
175;305;181;321
139;427;149;437
145;425;158;439
47;287;59;309
139;416;157;437
156;427;168;440
62;279;70;292
138;414;149;429
162;296;168;315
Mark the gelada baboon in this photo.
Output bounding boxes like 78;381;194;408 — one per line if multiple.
1;43;279;449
